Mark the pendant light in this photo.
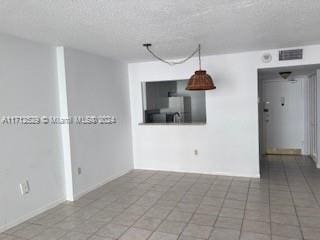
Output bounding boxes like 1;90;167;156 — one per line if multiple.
143;43;216;91
279;71;292;79
186;44;216;90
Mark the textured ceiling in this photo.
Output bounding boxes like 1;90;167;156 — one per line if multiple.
1;0;320;62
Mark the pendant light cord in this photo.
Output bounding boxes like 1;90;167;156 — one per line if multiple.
144;44;201;67
198;44;201;70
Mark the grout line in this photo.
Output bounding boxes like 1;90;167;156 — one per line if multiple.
54;170;161;240
207;177;234;240
175;174;223;239
98;170;194;240
298;155;320;208
238;177;250;240
151;173;210;239
144;173;192;239
281;155;305;240
266;155;273;240
173;175;207;239
107;170;171;240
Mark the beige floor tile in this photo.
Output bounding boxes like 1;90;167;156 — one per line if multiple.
271;213;299;226
133;216;162;231
182;223;213;239
166;210;193;223
96;223;128;239
119;227;152;240
32;228;67;240
209;227;240;240
59;231;91;240
148;232;178;240
244;210;270;222
271;223;302;239
215;217;242;230
157;220;186;235
242;220;270;235
11;224;45;239
219;208;244;219
240;232;271;240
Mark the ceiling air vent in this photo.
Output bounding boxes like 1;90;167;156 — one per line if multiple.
279;49;303;61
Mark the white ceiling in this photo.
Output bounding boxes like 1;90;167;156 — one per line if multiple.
1;0;320;62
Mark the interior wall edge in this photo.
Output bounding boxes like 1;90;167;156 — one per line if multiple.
56;46;75;201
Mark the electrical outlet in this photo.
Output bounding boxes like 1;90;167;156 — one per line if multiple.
20;180;30;195
77;167;82;175
194;149;198;155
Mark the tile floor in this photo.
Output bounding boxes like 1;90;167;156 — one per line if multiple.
1;155;320;240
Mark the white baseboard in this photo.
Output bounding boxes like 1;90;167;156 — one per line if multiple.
72;168;132;201
0;197;65;233
308;154;318;166
134;167;260;179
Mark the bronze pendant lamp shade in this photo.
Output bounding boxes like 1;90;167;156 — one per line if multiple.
186;70;216;90
142;43;216;91
186;45;216;91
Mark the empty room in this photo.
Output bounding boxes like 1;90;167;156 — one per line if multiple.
1;1;320;240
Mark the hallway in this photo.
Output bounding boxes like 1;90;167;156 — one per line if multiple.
1;155;320;240
261;155;320;239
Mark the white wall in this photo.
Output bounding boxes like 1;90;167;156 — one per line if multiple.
261;76;306;153
129;52;260;177
129;44;320;177
0;36;134;232
317;70;320;168
64;48;133;198
0;34;65;231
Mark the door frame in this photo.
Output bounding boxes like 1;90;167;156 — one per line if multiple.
258;65;320;169
261;78;304;155
308;72;318;162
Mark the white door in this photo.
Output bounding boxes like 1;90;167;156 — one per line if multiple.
309;73;317;161
263;79;304;154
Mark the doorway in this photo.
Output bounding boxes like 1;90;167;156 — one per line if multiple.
258;64;320;168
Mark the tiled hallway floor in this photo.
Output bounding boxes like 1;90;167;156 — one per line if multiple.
1;155;320;240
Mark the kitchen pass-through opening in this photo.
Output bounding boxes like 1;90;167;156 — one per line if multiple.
141;79;206;124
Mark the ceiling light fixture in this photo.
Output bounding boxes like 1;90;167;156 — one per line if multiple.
143;43;216;91
279;71;292;79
